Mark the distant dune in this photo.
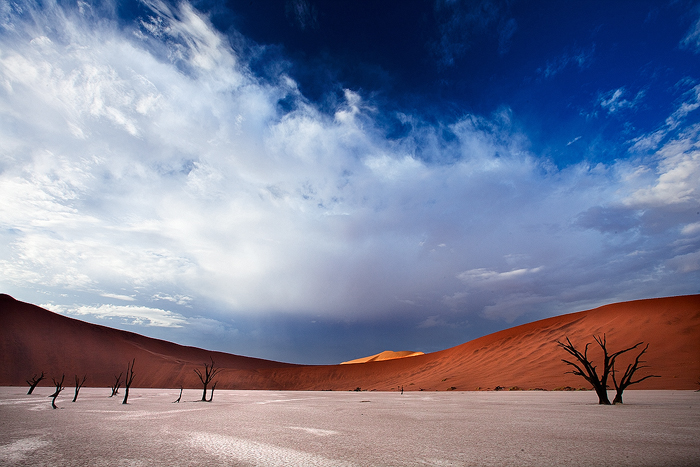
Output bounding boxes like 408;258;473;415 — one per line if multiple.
340;350;425;364
1;294;698;391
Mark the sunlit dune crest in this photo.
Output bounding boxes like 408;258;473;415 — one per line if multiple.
1;293;698;391
340;350;425;365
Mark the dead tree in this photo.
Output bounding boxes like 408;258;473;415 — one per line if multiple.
557;335;655;405
110;372;123;397
26;371;45;395
72;375;87;402
173;386;183;403
194;357;222;402
207;382;217;402
48;374;65;409
611;343;659;404
122;359;135;405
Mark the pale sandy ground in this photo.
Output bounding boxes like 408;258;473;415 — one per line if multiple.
0;387;698;466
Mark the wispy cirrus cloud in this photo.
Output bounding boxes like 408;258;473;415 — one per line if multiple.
598;87;645;114
285;0;319;31
457;266;543;284
537;45;595;79
101;293;135;301
680;9;700;53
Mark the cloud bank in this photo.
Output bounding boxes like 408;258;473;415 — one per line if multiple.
1;0;699;361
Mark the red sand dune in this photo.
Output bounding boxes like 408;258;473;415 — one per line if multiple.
340;350;425;364
1;293;698;391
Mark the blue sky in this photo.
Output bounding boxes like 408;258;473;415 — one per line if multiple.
1;0;699;364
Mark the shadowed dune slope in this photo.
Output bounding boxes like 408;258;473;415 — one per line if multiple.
1;294;698;391
0;294;298;389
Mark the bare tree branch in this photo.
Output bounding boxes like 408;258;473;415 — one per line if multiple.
26;371;45;395
173;386;183;403
48;374;65;409
611;344;660;404
110;372;122;397
558;335;658;405
122;359;135;405
557;337;610;404
207;382;217;402
195;357;223;402
72;374;87;402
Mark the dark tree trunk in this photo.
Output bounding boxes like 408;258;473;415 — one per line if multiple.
611;344;659;404
110;373;122;397
49;374;65;409
195;357;223;402
558;335;653;405
122;359;135;405
596;388;611;405
173;387;183;403
208;382;217;402
26;372;45;395
73;375;87;402
557;337;610;404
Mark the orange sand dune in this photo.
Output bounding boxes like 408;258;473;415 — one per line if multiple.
0;294;298;390
340;350;425;364
1;293;698;391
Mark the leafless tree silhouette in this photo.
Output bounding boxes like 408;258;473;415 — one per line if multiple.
49;374;65;409
173;386;183;403
207;382;217;402
110;372;122;397
72;374;87;402
26;371;45;395
611;344;659;404
122;359;135;405
194;357;222;402
557;335;657;405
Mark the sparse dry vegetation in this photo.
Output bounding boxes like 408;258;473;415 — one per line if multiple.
49;374;65;409
557;334;658;404
122;359;135;405
72;374;86;402
194;357;222;402
110;373;122;397
26;371;45;395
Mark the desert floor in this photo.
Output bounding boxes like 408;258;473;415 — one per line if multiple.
1;387;698;466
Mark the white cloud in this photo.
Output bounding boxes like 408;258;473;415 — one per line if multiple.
566;136;582;146
629;84;700;152
0;0;698;333
624;126;700;208
101;293;135;301
153;293;193;306
598;87;645;114
44;303;189;327
457;267;543;284
681;222;700;236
